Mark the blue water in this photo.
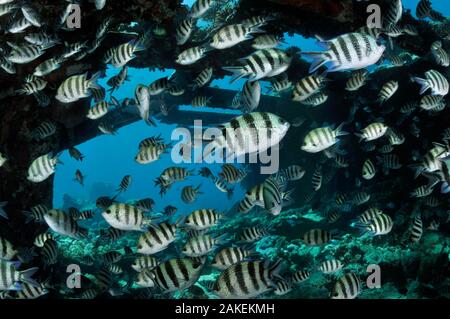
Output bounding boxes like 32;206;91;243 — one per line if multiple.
53;0;450;212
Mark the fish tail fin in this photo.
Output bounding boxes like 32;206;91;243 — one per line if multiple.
267;259;284;279
408;164;425;179
411;76;430;95
19;267;40;287
334;122;348;137
302;52;330;73
222;66;248;84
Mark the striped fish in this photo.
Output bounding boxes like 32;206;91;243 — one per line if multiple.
135;145;165;164
135;84;155;126
137;222;178;254
110;39;145;68
184;209;221;230
301;92;328;107
206;112;290;159
107;66;129;93
101;203;149;231
31;121;56;140
416;0;432;19
56;72;101;103
362;159;376;180
27;153;60;183
0;57;16;74
419;94;445;111
345;69;368;91
413;69;449;96
237;225;270;243
378;80;398;103
303;32;385;73
91;86;105;103
176;46;212;65
13;282;48;299
274;279;293;296
33;233;53;247
410;184;435;198
23;204;48;223
301;123;347;153
101;251;122;264
213;177;234;199
191;96;212;107
292;74;326;102
107;264;123;275
16;78;47;95
382;0;402;29
0;260;38;291
430;41;449;67
302;229;332;246
268;74;292;93
312;165;322;191
212;259;282;299
181;185;202;203
87;101;110;120
240;80;261;112
25;32;58;46
139;135;165;149
356;122;388;142
193;67;213;89
141;257;204;292
148;77;171;95
362;213;393;235
79;209;95;220
61;41;88;59
223;48;291;83
357;207;383;224
219;164;247;183
352;191;370;206
8;17;32;33
167;84;185;96
189;0;214;18
182;234;222;257
326;211;340;223
292;269;310;284
160;167;193;182
99;227;126;242
331;272;361;299
210;24;263;50
44;209;87;239
280;165;305;181
132;256;159;272
176;18;196;45
117;175;131;193
252;34;283;50
0;237;17;260
319;259;343;274
41;239;58;265
0;3;17;17
135;198;155;212
212;247;255;270
7;44;49;64
409;215;423;243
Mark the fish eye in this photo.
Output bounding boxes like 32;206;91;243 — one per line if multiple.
105;209;111;214
137;245;142;249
